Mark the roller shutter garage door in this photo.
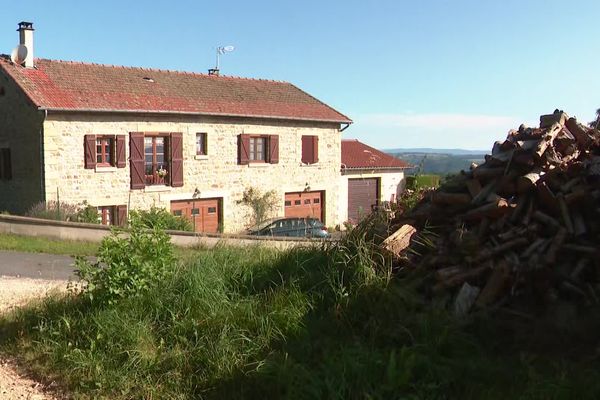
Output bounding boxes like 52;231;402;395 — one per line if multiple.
284;191;324;221
171;198;221;233
347;178;379;223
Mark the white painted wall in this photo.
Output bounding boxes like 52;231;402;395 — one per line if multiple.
339;169;406;225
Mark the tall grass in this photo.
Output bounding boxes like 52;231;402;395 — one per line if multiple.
1;224;600;399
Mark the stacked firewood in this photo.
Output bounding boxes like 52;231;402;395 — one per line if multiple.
384;110;600;315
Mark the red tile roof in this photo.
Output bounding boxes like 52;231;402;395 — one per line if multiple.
342;139;411;170
0;57;352;123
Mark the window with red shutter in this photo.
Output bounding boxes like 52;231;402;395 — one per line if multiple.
116;135;126;168
129;132;145;189
170;132;184;187
238;134;250;165
84;135;96;169
269;135;279;164
301;135;319;164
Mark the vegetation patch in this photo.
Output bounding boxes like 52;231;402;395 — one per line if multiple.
0;233;98;256
1;219;599;399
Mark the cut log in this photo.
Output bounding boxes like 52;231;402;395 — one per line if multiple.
539;111;568;129
516;171;541;193
431;192;471;206
462;198;511;221
465;179;482;198
556;194;574;234
544;228;568;264
572;212;587;236
532;210;561;230
382;224;416;257
473;166;506;181
476;260;511;307
534;122;563;159
565;117;591;147
433;265;490;292
469;237;529;263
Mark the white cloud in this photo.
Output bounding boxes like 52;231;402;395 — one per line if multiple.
346;112;535;150
359;112;521;131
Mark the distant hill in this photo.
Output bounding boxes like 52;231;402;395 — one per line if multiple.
385;149;487;176
384;147;488;155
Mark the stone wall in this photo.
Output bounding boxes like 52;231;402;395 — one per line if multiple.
0;69;45;214
43;113;342;233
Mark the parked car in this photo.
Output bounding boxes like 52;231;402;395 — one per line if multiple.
247;217;330;238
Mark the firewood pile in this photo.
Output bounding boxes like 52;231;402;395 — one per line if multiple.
384;110;600;315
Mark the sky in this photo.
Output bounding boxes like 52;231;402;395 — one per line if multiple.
1;0;599;150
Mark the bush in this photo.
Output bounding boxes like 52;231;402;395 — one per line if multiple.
405;174;440;190
74;215;176;305
131;206;192;231
237;187;278;226
26;200;79;221
75;203;101;224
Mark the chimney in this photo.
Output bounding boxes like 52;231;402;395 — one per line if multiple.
17;21;34;68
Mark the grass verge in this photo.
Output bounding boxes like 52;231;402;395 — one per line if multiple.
1;224;600;399
0;233;98;256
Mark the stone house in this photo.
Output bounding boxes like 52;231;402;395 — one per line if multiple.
0;22;352;233
340;139;410;224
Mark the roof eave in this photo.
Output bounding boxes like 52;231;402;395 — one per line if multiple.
39;106;353;125
342;166;412;171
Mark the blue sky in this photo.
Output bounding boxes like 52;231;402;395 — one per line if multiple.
2;0;599;150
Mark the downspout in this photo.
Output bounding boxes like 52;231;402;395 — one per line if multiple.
39;109;47;203
340;123;351;132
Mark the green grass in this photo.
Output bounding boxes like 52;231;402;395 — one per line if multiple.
0;233;98;256
1;227;600;399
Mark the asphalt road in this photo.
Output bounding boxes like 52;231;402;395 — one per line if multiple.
0;251;78;280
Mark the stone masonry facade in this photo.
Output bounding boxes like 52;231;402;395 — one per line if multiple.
0;71;44;214
42;112;342;233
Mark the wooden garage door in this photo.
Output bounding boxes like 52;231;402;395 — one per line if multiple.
348;178;379;223
284;191;324;221
171;198;221;233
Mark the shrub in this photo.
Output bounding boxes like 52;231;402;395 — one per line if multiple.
237;187;279;226
74;215;176;305
75;202;101;224
26;200;79;221
130;206;192;231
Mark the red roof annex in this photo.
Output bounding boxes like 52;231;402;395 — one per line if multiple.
342;139;410;169
0;57;352;124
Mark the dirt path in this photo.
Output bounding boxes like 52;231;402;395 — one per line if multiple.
0;276;67;399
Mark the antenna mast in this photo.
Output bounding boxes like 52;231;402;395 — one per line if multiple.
209;45;235;76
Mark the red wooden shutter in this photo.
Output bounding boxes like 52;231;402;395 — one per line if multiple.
301;135;314;164
116;205;128;227
269;135;279;164
116;135;126;168
84;135;96;169
129;132;145;189
170;132;184;187
312;136;319;164
238;134;250;165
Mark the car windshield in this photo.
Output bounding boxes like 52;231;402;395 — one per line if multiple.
248;218;279;232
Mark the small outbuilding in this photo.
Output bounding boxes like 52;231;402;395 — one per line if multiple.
340;139;411;224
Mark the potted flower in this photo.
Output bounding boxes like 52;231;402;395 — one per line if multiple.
157;167;168;178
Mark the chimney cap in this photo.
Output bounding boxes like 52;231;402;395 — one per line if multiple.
17;21;34;31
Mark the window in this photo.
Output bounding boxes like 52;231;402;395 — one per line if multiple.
144;136;169;185
98;205;127;226
294;200;301;205
301;135;319;164
304;199;311;204
238;134;278;165
196;133;207;156
0;148;11;180
96;137;114;166
249;136;267;161
84;135;126;170
313;198;320;204
98;206;115;225
284;200;291;207
207;207;217;214
130;132;183;190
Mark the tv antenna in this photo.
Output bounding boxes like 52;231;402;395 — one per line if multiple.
208;45;234;76
10;44;28;65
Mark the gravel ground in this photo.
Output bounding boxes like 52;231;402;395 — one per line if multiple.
0;276;67;399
